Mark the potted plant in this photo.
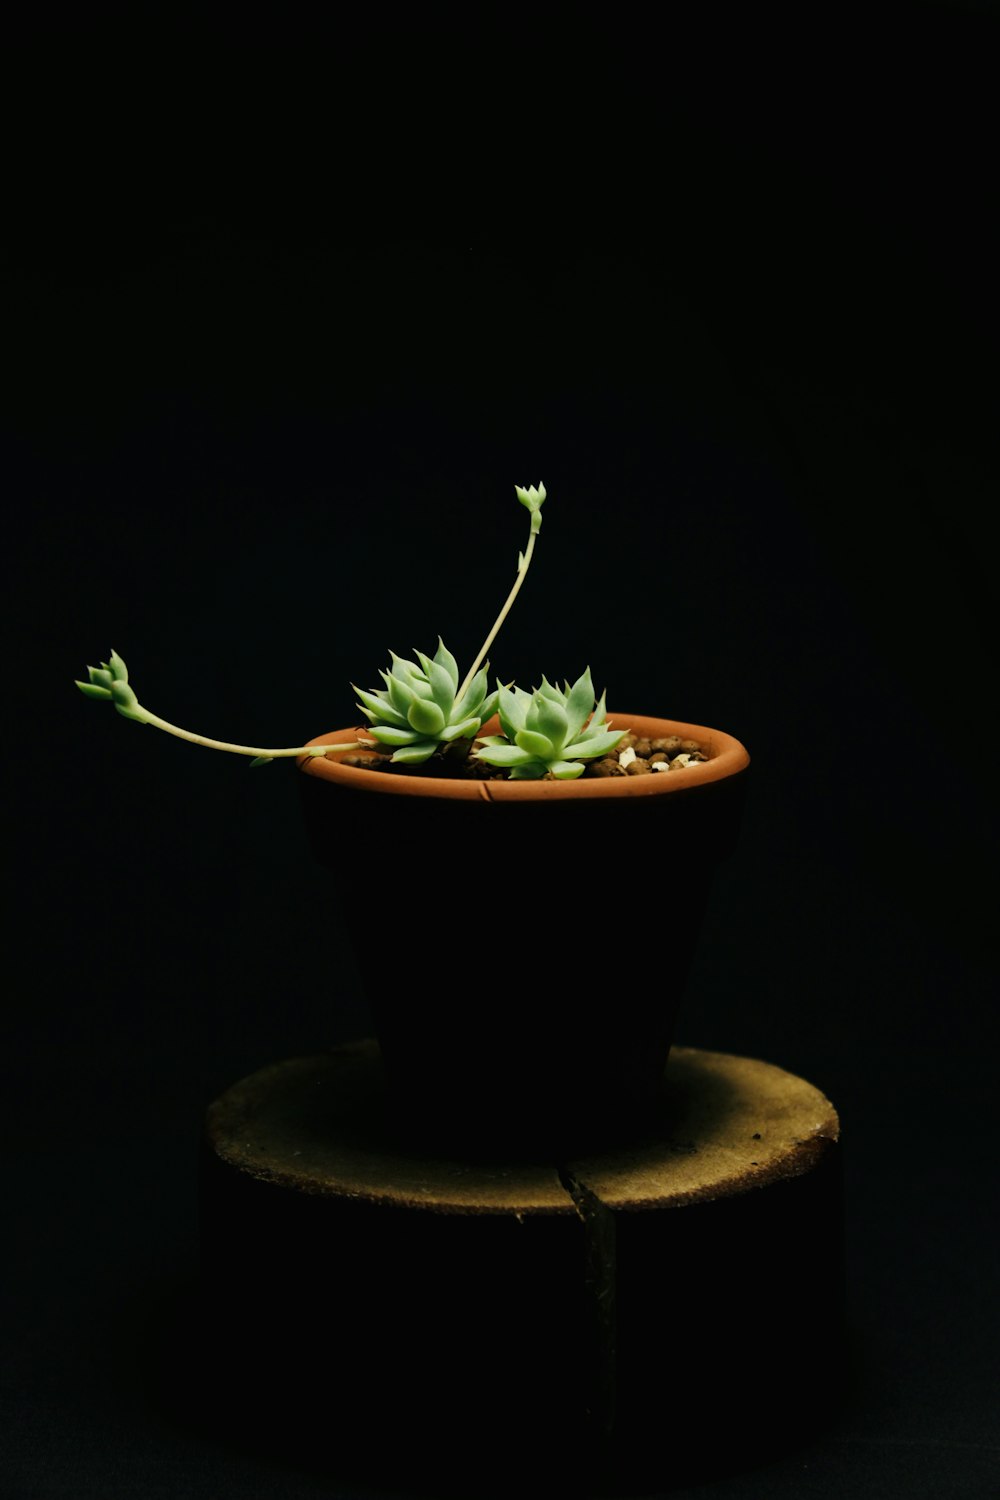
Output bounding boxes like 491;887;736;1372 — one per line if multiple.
77;483;750;1159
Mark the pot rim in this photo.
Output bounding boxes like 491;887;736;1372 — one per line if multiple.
298;713;750;802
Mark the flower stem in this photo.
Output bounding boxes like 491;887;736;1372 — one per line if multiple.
138;709;373;760
455;525;538;706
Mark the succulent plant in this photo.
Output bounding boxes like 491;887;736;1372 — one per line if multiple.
74;480;631;780
474;667;625;779
353;639;499;765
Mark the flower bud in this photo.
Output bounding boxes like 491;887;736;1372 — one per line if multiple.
76;679;113;701
110;679;138;710
514;482;546;512
107;650;129;683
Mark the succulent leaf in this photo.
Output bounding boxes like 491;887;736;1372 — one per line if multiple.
563;667;596;742
549;760;587;780
419;656;456;716
353;686;410;729
388;655;428;700
367;724;424;746
439;717;482;742
528;695;569;753
564;728;624;759
497;683;531;738
388;741;439;764
453;664;491;723
384;670;417;718
407;698;447;737
478;688;500;724
514;728;556;759
474;742;536;766
433;637;460;691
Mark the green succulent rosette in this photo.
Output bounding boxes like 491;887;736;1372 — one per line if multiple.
353;638;500;765
474;666;625;780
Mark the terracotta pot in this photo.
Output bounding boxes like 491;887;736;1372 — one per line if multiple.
297;713;750;1161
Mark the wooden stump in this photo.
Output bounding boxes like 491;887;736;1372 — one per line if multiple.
199;1041;845;1493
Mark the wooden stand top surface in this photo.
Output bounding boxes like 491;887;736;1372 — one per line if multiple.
205;1042;839;1215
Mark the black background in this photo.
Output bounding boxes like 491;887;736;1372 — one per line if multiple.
5;4;998;1498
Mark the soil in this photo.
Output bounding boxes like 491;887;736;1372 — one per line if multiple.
336;730;710;780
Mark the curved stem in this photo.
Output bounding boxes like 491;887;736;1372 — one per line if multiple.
139;709;373;760
455;525;538;705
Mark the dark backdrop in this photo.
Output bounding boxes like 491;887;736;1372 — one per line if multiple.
5;5;997;1498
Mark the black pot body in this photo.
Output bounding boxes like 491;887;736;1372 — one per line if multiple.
298;770;747;1160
